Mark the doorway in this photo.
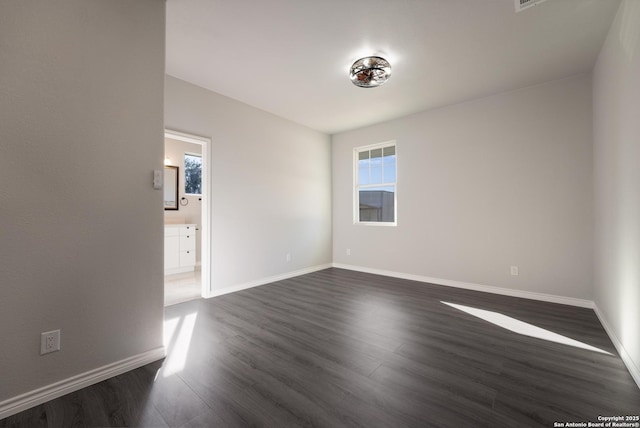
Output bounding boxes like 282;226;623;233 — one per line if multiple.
163;129;211;305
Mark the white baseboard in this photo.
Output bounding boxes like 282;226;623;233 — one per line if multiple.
593;304;640;390
0;347;165;420
332;263;594;308
206;263;333;298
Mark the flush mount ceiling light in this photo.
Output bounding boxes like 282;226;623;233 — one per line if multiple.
349;56;391;88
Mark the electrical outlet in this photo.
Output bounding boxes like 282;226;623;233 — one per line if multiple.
346;249;351;256
510;266;519;276
41;330;60;355
286;253;291;262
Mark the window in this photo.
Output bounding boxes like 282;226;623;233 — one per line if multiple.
354;142;396;225
184;153;202;195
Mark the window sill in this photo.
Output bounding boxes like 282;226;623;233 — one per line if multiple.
353;221;397;227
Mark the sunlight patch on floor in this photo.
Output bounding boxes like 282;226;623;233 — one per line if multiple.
442;301;611;355
162;312;198;377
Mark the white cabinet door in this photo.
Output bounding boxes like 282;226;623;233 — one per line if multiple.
165;224;197;275
164;235;180;270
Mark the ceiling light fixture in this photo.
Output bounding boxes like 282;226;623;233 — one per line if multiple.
349;56;391;88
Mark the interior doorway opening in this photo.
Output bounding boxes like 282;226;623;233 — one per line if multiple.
163;129;211;305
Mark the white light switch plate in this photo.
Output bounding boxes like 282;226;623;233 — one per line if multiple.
153;170;163;190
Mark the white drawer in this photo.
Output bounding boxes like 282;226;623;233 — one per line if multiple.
180;225;197;236
180;250;196;267
180;234;195;250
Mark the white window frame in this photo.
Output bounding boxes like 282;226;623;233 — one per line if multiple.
184;151;203;196
353;141;397;226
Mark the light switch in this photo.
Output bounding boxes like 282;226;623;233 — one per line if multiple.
153;169;162;190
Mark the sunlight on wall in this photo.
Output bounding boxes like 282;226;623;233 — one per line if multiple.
613;160;640;373
619;0;640;61
617;258;639;362
162;312;198;377
442;302;611;355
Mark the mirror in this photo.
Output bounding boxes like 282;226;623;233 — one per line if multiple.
164;166;179;210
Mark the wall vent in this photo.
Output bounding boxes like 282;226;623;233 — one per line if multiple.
515;0;549;13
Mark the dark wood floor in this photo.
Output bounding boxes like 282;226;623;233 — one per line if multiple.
3;268;639;427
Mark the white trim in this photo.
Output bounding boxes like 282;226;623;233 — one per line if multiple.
354;221;397;227
164;129;212;300
207;264;333;298
0;347;165;420
164;129;209;146
332;263;594;308
593;304;640;390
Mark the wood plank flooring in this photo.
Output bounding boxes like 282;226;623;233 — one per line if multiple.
2;268;639;427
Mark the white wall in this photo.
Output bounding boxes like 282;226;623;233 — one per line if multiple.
165;76;332;292
593;0;640;385
165;138;203;265
0;0;165;409
333;74;593;300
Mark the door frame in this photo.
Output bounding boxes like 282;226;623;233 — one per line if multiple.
164;129;212;298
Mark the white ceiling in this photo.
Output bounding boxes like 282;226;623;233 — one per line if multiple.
166;0;619;135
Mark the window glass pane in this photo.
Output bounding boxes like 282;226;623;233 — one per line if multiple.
383;146;395;157
358;158;370;185
383;153;396;183
184;154;202;194
370;155;383;184
359;185;395;222
355;144;396;224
